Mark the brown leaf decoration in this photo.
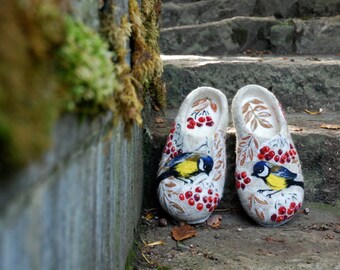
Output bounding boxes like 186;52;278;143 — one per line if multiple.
244;111;252;124
242;99;273;131
214;160;223;169
171;225;197;241
216;148;223;158
213;172;222;181
240;152;246;166
254;105;268;111
193;98;210;112
257;112;271;117
210;102;217;112
242;102;250;113
251;98;264;104
193;98;208;107
255;207;265;221
251;118;258;131
249;148;253;161
170;201;185;214
165;181;177;188
237;134;259;164
259;118;273;129
254;196;268;205
207;214;222;228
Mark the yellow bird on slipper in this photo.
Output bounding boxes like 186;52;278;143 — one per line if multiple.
158;152;213;184
251;161;304;197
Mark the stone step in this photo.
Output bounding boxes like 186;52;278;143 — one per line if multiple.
160;16;340;55
162;0;340;28
143;109;340;210
161;55;340;111
137;203;340;269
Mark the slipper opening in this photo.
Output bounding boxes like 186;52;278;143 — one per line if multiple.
233;85;284;139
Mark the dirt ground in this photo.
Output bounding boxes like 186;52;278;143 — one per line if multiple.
136;203;340;270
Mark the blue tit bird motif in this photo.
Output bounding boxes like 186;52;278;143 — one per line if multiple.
251;161;304;198
158;152;214;184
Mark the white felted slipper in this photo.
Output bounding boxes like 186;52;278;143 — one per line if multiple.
158;87;228;224
232;85;304;226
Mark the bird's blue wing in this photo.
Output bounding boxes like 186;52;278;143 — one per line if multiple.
271;165;297;180
166;152;195;167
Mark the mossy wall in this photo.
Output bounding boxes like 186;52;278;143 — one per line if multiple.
0;0;165;175
0;0;157;268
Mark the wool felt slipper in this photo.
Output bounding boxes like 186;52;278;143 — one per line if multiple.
158;87;228;224
232;85;304;226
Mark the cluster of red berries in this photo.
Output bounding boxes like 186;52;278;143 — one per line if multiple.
178;187;220;212
235;171;251;190
270;202;302;223
163;123;183;159
257;144;297;164
163;140;183;159
186;115;214;129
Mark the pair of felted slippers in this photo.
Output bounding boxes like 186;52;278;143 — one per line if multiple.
157;85;304;226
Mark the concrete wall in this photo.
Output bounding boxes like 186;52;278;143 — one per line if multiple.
0;113;143;270
0;1;144;269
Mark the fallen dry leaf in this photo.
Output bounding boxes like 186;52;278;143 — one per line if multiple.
263;236;284;243
303;109;321;115
207;214;222;228
145;240;166;247
155;117;165;124
290;127;303;132
320;124;340;130
171;224;197;241
145;212;154;220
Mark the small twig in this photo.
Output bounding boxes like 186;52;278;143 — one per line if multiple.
142;253;152;265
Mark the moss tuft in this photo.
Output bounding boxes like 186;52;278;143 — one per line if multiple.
57;16;119;115
100;3;143;134
130;0;166;109
0;0;166;174
0;0;64;175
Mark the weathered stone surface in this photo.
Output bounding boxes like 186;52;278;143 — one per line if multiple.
161;0;256;28
144;109;339;209
137;203;340;269
0;114;143;270
160;16;340;55
295;16;340;54
298;0;340;17
160;17;278;55
270;22;296;53
161;55;340;111
161;0;340;28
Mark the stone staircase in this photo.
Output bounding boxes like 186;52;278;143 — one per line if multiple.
143;0;340;209
138;1;340;268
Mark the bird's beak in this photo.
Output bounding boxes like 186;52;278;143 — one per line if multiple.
251;172;256;176
206;171;210;176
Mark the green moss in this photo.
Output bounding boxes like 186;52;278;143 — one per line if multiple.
57;16;119;114
0;0;166;174
100;3;143;134
125;247;137;270
0;0;64;175
130;0;166;109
